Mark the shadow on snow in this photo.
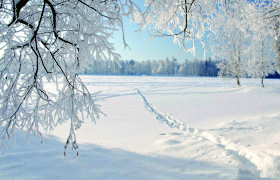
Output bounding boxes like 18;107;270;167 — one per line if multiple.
0;131;271;180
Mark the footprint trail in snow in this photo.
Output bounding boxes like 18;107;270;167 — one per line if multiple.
136;88;279;179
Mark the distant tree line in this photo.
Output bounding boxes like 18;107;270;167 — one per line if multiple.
84;57;219;77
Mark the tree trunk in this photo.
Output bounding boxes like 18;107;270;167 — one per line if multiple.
261;40;265;88
237;75;240;87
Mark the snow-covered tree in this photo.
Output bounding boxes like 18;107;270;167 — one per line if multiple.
164;58;171;75
0;0;139;154
246;2;275;87
155;60;165;74
178;59;188;75
143;60;152;75
270;2;280;74
171;57;178;75
211;1;251;87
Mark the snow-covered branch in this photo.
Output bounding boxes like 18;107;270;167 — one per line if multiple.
0;0;140;154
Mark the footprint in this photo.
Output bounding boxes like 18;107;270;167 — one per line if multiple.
165;139;181;145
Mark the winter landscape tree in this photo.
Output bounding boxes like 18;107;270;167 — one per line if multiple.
270;2;280;75
0;0;139;154
211;1;251;87
246;2;275;87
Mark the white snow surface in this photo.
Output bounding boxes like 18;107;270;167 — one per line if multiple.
1;75;280;180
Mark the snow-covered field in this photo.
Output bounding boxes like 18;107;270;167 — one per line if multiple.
1;75;280;180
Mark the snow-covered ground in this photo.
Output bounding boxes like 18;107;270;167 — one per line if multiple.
1;75;280;179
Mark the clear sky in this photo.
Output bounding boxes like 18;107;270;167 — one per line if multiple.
110;0;213;64
111;18;212;63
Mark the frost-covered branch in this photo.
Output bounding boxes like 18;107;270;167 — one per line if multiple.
135;0;231;54
0;0;140;155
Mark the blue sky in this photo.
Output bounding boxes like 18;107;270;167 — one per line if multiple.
110;1;213;63
111;18;212;63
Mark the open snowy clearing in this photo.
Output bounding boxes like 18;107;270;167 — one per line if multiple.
1;75;280;179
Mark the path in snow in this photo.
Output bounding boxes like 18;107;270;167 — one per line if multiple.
136;88;279;179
